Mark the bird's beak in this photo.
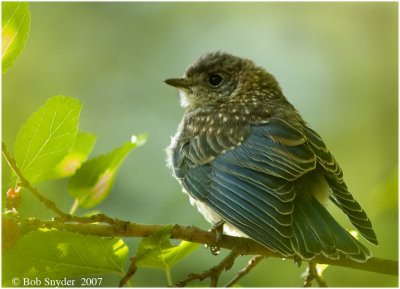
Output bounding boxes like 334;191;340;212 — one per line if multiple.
164;78;191;89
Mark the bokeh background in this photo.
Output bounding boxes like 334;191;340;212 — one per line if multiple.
2;2;398;287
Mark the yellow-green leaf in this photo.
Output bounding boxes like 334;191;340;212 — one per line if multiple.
68;134;147;208
2;230;128;286
48;131;97;180
136;224;200;270
14;95;82;184
2;2;31;73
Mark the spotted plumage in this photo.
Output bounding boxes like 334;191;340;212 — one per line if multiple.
165;51;377;262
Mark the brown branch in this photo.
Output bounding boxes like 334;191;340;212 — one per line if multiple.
20;218;398;277
225;255;265;287
176;250;241;287
119;256;137;287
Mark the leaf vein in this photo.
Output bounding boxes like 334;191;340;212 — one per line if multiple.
51;128;76;140
71;240;90;266
2;4;28;58
99;239;124;273
20;112;44;171
159;241;169;271
21;107;76;173
1;2;21;32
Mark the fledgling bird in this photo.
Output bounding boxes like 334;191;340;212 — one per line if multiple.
165;51;377;262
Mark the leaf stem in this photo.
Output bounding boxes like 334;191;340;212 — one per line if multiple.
2;142;120;226
69;199;79;215
2;142;67;217
165;267;173;287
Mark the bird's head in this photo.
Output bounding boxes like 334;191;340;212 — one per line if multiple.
165;51;282;109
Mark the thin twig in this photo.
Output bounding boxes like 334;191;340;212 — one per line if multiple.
2;142;67;217
119;256;137;287
314;266;328;287
176;250;241;287
2;143;123;227
303;262;314;287
303;262;328;287
225;255;265;287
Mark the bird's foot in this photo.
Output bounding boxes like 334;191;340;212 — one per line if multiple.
294;255;302;267
303;262;328;287
208;221;225;255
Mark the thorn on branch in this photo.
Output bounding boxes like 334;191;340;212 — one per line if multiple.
225;255;265;287
176;250;241;287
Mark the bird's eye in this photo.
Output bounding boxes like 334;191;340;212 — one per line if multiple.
208;73;223;87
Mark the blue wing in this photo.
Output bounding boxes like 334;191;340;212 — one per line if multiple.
174;118;316;256
172;117;375;260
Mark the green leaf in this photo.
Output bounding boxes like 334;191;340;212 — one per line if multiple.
2;2;31;73
14;95;82;184
136;224;200;270
68;134;147;208
2;230;128;286
47;131;97;181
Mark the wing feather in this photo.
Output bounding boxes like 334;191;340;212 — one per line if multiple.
304;126;378;245
173;118;315;255
172;117;377;260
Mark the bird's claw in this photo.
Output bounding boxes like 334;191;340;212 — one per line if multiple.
209;221;225;255
294;255;302;267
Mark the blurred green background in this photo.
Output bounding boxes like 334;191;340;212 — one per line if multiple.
2;2;398;287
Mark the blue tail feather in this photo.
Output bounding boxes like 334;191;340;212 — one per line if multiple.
292;196;371;262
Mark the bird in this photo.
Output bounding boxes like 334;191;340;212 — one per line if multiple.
165;51;377;262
